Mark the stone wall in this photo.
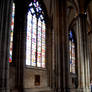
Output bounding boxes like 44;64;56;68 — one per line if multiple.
24;68;48;88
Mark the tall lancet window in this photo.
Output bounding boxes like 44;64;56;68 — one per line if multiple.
9;3;15;63
69;31;76;74
26;0;46;68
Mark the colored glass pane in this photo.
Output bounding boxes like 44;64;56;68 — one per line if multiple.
30;8;35;14
40;14;44;20
37;18;42;67
69;31;75;74
42;21;45;68
9;3;15;63
26;11;32;65
31;15;37;66
29;2;32;7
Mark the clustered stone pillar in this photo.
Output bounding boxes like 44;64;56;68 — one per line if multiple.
0;0;12;92
77;13;90;92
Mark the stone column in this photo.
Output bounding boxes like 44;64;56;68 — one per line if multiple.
13;0;26;92
0;0;12;92
88;31;92;91
61;0;71;92
77;13;90;92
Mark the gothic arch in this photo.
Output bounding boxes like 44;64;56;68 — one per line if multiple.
66;0;79;34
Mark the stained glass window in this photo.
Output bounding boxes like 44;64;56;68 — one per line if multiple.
9;3;15;63
69;31;76;74
26;0;46;68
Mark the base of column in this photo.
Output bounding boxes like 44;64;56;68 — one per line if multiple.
0;88;9;92
63;88;91;92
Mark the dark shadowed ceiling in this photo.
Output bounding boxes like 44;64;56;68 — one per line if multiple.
77;0;91;12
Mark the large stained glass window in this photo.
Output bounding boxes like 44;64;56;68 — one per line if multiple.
69;31;76;74
9;3;15;63
26;0;46;68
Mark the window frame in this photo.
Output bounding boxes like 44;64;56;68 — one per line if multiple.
25;0;47;69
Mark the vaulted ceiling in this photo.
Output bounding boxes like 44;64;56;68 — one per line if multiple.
77;0;92;30
77;0;91;11
88;1;92;25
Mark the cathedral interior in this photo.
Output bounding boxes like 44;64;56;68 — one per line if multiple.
0;0;92;92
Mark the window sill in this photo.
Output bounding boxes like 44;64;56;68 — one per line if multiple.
25;65;47;71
